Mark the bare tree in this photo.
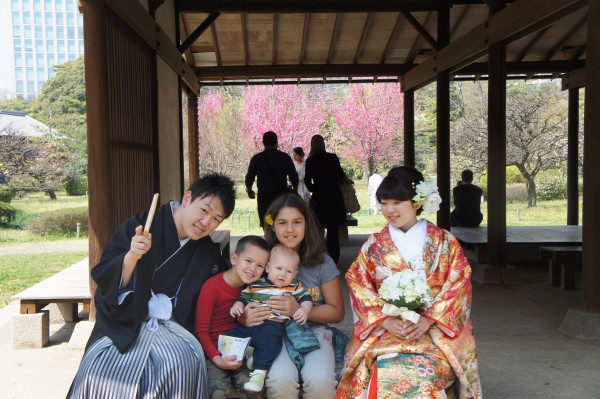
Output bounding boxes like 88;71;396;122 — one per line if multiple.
451;81;568;207
0;124;70;199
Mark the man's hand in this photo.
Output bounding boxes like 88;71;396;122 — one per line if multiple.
246;188;256;199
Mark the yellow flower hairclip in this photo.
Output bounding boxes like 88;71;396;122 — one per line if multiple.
264;214;274;226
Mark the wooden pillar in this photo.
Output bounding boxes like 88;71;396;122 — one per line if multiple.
582;0;600;313
486;0;507;272
187;91;200;184
403;89;415;167
567;88;579;225
81;1;111;257
436;2;451;230
80;1;111;319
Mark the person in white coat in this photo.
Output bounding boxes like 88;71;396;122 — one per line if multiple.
368;171;383;215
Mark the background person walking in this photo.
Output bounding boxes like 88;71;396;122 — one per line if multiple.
245;131;299;227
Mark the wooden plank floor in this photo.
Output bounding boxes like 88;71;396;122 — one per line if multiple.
451;225;582;245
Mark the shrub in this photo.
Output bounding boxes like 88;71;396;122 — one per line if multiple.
341;160;364;181
0;201;16;224
26;207;89;235
0;189;13;204
537;173;567;201
505;183;528;202
65;175;88;196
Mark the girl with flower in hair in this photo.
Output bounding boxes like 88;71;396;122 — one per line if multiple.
337;166;482;399
237;193;346;399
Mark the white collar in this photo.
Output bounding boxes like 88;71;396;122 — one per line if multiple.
388;219;427;270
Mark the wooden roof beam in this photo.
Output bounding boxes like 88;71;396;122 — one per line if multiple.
405;12;434;64
210;23;222;67
178;15;195;67
354;13;373;64
515;26;550;61
544;14;587;61
401;0;587;91
300;14;309;64
178;12;220;53
450;4;472;39
272;14;278;65
176;0;445;13
327;14;341;64
381;13;404;64
241;14;248;66
194;64;413;79
401;10;438;50
562;67;585;90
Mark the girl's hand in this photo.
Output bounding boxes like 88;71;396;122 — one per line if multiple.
237;302;270;327
267;293;300;317
212;355;242;370
127;225;152;259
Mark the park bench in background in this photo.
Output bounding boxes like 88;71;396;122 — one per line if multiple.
540;246;582;290
451;225;582;265
339;214;358;246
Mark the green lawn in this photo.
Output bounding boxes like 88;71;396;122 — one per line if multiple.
222;182;581;235
0;185;578;309
0;251;88;308
0;192;88;243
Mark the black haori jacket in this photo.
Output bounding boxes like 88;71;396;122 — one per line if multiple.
87;203;227;354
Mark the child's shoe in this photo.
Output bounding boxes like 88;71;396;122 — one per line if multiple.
244;370;266;392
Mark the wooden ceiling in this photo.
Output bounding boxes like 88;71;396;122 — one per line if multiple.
174;0;588;87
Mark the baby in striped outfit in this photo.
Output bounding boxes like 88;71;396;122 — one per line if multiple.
228;244;313;392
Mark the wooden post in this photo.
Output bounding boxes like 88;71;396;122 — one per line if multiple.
436;2;451;230
567;88;579;225
582;0;600;313
403;89;415;167
80;0;111;320
486;0;507;272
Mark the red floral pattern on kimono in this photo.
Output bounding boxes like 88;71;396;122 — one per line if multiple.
336;221;482;399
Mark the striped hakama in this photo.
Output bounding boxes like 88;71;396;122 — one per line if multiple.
69;320;208;399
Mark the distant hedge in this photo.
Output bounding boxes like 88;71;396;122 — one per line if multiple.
0;190;13;204
26;207;88;235
0;201;16;224
65;176;88;196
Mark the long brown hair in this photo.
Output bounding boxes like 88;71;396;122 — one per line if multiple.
263;194;325;267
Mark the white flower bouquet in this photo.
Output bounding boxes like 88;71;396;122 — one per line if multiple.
379;269;434;323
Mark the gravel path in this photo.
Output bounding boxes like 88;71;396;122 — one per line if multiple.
0;239;88;256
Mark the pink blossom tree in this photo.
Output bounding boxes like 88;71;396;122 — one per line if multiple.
197;90;249;179
333;83;404;177
242;85;330;154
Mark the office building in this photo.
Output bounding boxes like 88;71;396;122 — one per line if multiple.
0;0;83;100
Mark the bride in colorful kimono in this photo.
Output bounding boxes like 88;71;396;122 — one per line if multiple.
336;166;482;399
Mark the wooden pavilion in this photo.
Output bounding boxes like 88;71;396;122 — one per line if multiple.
79;0;599;333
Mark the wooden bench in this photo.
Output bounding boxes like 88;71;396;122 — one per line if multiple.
13;258;91;317
339;215;358;246
451;226;582;265
210;229;231;257
540;246;582;290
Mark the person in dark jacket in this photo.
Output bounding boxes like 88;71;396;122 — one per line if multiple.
68;173;236;399
450;169;484;227
245;131;299;227
305;134;346;264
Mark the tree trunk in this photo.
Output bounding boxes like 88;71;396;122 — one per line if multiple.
46;189;57;200
525;178;537;207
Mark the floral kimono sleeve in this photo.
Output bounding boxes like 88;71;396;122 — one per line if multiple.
421;232;473;338
345;235;389;340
